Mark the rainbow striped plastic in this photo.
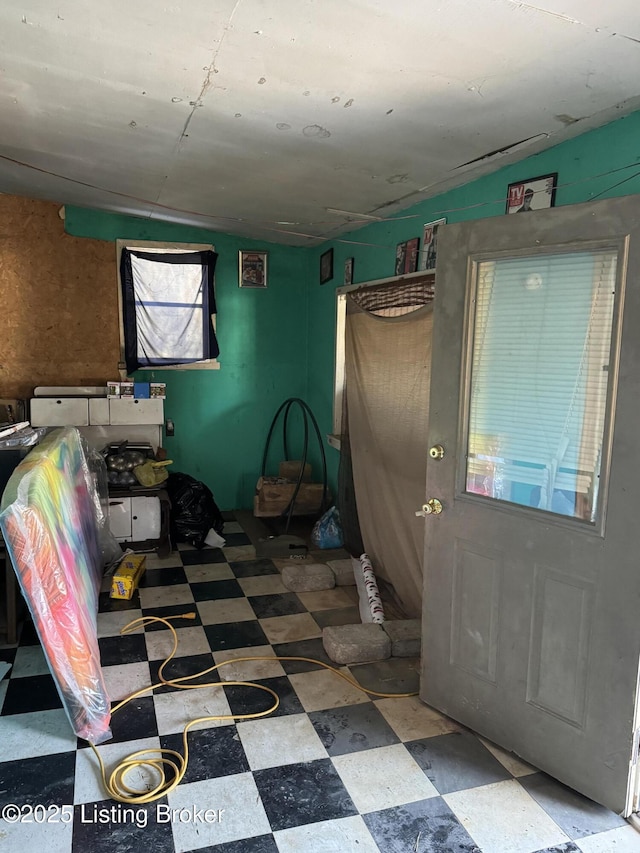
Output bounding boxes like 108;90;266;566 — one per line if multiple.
0;427;112;743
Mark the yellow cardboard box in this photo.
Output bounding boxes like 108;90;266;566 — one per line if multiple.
110;554;146;600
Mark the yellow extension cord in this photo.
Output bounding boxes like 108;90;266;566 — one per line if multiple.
90;612;418;804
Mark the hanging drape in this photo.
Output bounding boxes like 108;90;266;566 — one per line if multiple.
345;298;433;617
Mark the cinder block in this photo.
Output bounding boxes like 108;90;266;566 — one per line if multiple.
282;562;335;592
323;623;391;665
382;619;422;657
327;558;356;586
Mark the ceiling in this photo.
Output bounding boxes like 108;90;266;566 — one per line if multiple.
1;0;639;246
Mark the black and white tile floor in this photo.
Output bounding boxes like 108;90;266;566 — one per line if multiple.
1;515;639;852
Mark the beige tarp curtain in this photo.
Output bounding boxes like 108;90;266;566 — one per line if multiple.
345;299;433;617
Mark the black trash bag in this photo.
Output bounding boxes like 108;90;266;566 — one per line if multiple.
166;472;224;549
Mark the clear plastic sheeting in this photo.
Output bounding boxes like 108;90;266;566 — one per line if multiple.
0;425;48;450
0;427;112;744
87;446;123;568
311;506;343;549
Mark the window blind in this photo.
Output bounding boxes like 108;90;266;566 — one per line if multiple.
466;250;617;519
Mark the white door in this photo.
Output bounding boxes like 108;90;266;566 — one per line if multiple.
131;496;161;541
108;498;132;540
420;195;640;814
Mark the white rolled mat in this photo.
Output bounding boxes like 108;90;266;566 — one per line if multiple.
352;553;385;623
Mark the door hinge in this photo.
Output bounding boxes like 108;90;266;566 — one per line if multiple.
632;728;640;765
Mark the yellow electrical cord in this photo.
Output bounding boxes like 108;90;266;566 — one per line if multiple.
90;611;418;804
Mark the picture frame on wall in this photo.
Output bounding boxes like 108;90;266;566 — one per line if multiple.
344;257;354;286
239;250;268;288
505;173;558;214
320;248;334;284
404;237;420;273
421;218;446;271
395;238;420;275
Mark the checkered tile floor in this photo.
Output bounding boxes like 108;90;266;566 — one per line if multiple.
1;515;638;852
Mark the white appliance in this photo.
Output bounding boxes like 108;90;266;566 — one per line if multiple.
30;386;164;452
107;495;162;542
30;386;166;547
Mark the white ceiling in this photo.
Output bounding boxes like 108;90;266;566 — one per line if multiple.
1;0;639;245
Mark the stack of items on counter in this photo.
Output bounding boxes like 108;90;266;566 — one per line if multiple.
106;380;166;399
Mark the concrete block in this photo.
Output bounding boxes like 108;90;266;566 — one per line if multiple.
323;623;391;665
327;558;356;586
282;562;335;592
382;619;422;657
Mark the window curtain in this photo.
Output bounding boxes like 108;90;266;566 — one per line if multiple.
120;249;219;374
344;298;433;617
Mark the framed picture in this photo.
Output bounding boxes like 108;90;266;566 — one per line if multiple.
395;241;407;276
506;173;558;214
239;250;268;288
421;218;446;271
344;257;354;286
405;237;420;273
395;238;420;275
320;248;334;284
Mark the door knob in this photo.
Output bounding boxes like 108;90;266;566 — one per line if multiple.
415;498;443;517
429;445;445;459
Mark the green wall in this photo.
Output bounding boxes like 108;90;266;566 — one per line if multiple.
64;208;309;510
64;109;640;509
306;110;640;494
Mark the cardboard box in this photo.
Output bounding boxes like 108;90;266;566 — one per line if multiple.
278;460;312;482
150;382;166;399
107;381;121;398
133;381;150;399
254;476;328;517
110;554;146;600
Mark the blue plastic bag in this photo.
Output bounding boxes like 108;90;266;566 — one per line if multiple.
311;506;343;549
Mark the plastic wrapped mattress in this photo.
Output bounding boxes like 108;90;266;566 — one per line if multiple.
0;427;112;743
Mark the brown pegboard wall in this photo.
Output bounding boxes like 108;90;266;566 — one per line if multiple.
0;195;120;399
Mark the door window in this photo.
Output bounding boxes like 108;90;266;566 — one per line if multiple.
465;250;617;522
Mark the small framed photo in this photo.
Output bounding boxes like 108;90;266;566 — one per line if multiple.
421;218;446;271
506;173;558;214
405;237;420;273
320;248;334;284
395;238;420;275
344;257;354;286
239;250;268;288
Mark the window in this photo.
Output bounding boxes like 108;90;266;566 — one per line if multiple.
116;241;219;373
464;249;617;522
